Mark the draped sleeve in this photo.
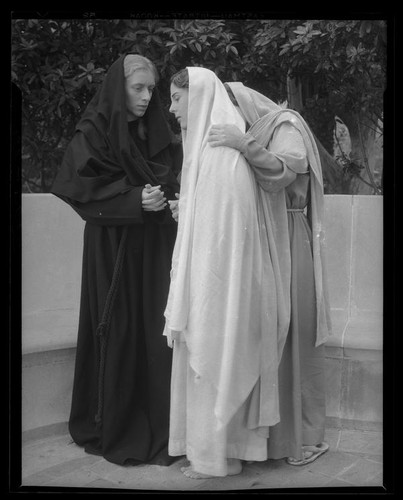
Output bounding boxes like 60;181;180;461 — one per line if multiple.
52;130;146;225
51;53;181;227
61;189;145;226
240;122;308;192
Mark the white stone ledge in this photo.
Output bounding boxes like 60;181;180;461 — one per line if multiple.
326;310;383;360
22;310;78;355
22;194;383;356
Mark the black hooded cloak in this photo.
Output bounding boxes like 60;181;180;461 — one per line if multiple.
51;55;181;465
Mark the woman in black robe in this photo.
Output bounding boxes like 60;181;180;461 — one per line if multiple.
51;54;181;466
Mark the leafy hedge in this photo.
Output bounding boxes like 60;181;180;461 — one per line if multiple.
12;18;386;193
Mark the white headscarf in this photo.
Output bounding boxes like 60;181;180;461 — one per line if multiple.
164;67;283;430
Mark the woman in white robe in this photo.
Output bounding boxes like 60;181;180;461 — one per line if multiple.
163;67;290;478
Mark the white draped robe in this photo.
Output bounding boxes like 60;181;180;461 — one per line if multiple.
163;67;289;476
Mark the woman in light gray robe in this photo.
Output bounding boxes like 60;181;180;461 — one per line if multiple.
208;82;332;465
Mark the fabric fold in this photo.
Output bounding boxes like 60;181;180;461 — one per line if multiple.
164;68;286;431
51;54;180;221
226;82;332;346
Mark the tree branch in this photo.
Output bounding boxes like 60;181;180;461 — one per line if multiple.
356;115;382;194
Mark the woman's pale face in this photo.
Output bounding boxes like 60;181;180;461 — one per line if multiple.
125;69;155;121
169;83;189;130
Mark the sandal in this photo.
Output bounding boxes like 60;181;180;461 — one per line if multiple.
286;442;329;466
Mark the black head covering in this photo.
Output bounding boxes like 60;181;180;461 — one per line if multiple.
51;54;179;205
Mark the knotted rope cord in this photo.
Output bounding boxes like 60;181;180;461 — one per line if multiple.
94;226;128;427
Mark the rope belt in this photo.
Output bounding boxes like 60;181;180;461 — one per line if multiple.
94;226;128;427
287;208;305;212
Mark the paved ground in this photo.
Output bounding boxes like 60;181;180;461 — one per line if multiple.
20;427;383;493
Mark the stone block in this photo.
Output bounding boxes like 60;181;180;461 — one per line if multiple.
22;194;84;353
325;357;343;419
337;429;383;456
350;196;383;314
340;357;383;423
343;311;383;359
22;348;75;432
22;309;79;354
323;195;353;311
326;309;348;356
336;457;383;486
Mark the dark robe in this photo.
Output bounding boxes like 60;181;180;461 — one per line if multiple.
51;55;181;466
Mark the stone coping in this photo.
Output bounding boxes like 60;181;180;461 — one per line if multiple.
325;310;382;360
21;194;383;357
22;309;383;358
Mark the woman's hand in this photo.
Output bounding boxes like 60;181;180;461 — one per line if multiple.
168;193;180;222
208;124;245;150
142;184;167;212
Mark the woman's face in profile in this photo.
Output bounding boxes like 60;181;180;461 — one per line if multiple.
169;83;189;130
125;69;155;121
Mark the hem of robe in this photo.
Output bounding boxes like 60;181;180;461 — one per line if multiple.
266;429;325;461
267;440;301;460
169;439;267;476
302;429;326;447
169;336;275;476
164;68;282;434
81;441;176;466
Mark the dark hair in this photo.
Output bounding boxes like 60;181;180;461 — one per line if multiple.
224;83;239;107
170;68;189;88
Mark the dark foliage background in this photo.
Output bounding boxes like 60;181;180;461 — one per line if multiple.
11;18;386;194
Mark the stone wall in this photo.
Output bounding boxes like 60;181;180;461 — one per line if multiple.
323;195;383;429
21;194;383;436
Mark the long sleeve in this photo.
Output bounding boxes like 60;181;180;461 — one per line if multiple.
59;185;176;226
65;186;145;226
240;122;308;192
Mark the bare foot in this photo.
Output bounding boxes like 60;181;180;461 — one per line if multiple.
182;459;242;479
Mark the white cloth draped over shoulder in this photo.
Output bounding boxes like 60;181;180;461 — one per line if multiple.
163;67;289;433
226;82;332;347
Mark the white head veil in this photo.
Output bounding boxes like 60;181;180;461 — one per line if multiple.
164;68;284;430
